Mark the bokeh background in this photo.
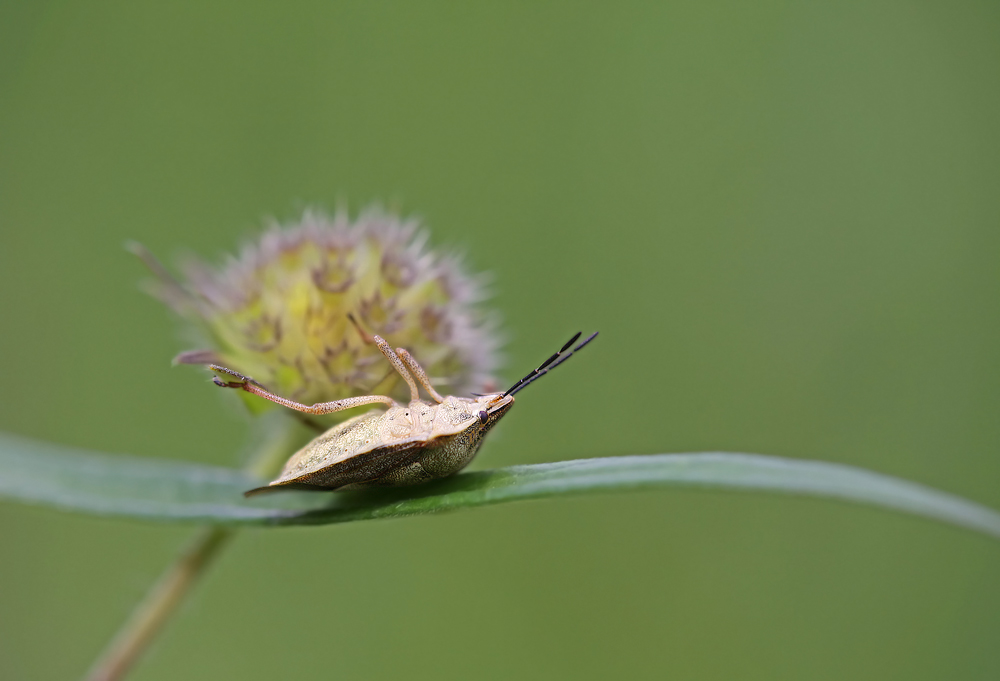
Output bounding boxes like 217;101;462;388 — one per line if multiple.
2;2;1000;679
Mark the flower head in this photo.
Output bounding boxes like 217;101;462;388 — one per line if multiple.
136;207;500;415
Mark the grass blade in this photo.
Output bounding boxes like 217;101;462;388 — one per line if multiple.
2;432;999;539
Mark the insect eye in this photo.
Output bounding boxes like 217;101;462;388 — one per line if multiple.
478;410;488;425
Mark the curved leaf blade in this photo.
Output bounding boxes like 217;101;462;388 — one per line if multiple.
2;432;999;539
0;433;319;522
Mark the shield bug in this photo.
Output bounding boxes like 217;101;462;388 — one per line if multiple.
211;331;598;496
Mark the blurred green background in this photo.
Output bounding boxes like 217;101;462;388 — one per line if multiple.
2;1;999;679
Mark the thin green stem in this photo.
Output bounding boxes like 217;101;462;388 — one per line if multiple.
83;527;233;681
81;413;305;681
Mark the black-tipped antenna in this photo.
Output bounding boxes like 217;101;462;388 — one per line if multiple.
503;331;598;397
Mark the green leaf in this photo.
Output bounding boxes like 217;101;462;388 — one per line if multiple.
2;431;999;539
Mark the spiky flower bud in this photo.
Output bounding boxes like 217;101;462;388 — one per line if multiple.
136;208;500;416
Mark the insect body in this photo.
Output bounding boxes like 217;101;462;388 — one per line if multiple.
212;331;598;496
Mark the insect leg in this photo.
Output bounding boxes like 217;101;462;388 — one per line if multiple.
211;364;397;414
346;317;426;401
372;335;421;402
396;348;444;403
209;364;267;388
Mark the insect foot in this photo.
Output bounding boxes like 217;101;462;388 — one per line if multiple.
221;331;598;496
209;364;265;389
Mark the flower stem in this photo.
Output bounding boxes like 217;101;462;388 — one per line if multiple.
83;526;233;681
82;413;306;681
